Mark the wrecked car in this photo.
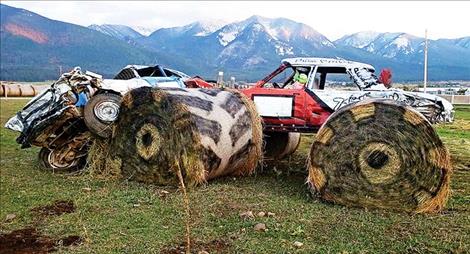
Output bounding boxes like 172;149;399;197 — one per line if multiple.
114;64;191;80
114;64;214;88
240;57;454;160
243;57;454;134
4;65;210;171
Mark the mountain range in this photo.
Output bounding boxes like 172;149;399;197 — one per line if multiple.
1;3;469;81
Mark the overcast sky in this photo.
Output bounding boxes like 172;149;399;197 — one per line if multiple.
3;1;470;40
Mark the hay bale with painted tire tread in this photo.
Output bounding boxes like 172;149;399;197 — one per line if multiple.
307;99;452;213
104;87;262;186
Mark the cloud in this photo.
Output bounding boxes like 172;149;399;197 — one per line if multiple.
2;1;470;40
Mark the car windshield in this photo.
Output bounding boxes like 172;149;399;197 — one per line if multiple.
261;64;311;89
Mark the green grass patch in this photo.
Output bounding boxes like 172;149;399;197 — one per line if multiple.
1;99;469;253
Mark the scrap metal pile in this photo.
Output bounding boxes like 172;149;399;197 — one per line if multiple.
5;57;454;213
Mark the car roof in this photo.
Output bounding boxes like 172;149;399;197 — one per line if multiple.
282;57;375;71
117;65;191;79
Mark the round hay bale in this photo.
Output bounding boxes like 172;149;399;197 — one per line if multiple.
263;132;301;160
0;85;4;97
307;99;452;213
109;87;262;186
19;85;35;97
87;138;122;178
6;84;21;97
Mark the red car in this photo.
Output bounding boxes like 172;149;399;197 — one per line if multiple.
242;57;453;133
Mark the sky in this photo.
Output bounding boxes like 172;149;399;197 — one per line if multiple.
3;1;470;40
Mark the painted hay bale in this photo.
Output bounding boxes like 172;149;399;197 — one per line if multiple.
307;99;452;213
263;132;301;160
108;87;262;186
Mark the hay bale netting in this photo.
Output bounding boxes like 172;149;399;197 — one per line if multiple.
307;99;452;213
107;87;262;186
263;132;301;160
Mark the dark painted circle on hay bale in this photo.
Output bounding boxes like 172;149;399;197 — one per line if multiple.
142;132;153;147
366;150;389;169
309;99;449;211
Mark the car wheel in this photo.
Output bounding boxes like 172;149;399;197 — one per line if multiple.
38;147;86;173
84;93;122;138
263;132;301;160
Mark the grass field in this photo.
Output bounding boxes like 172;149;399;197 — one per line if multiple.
1;99;469;253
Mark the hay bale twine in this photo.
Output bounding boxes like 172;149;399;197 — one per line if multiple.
263;132;301;160
307;99;452;213
109;87;262;186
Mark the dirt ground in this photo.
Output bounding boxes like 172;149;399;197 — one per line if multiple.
0;200;81;254
161;239;230;254
30;200;75;217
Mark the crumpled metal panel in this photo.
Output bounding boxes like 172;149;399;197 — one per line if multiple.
5;83;72;133
313;88;454;123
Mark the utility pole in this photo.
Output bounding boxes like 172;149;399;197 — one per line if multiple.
423;29;428;93
217;71;224;88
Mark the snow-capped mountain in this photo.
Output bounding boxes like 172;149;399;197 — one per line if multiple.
335;31;470;80
88;24;144;41
217;21;279;67
449;37;470;49
136;15;340;77
147;20;226;39
335;31;381;49
87;17;470;78
214;16;336;69
193;20;227;36
336;32;424;59
216;15;334;51
374;33;423;58
2;3;470;81
132;26;155;36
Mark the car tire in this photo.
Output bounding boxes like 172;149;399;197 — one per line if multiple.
84;93;122;138
38;147;86;173
263;132;301;160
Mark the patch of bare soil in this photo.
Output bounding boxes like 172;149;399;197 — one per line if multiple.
161;239;230;254
0;227;82;254
30;200;75;217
